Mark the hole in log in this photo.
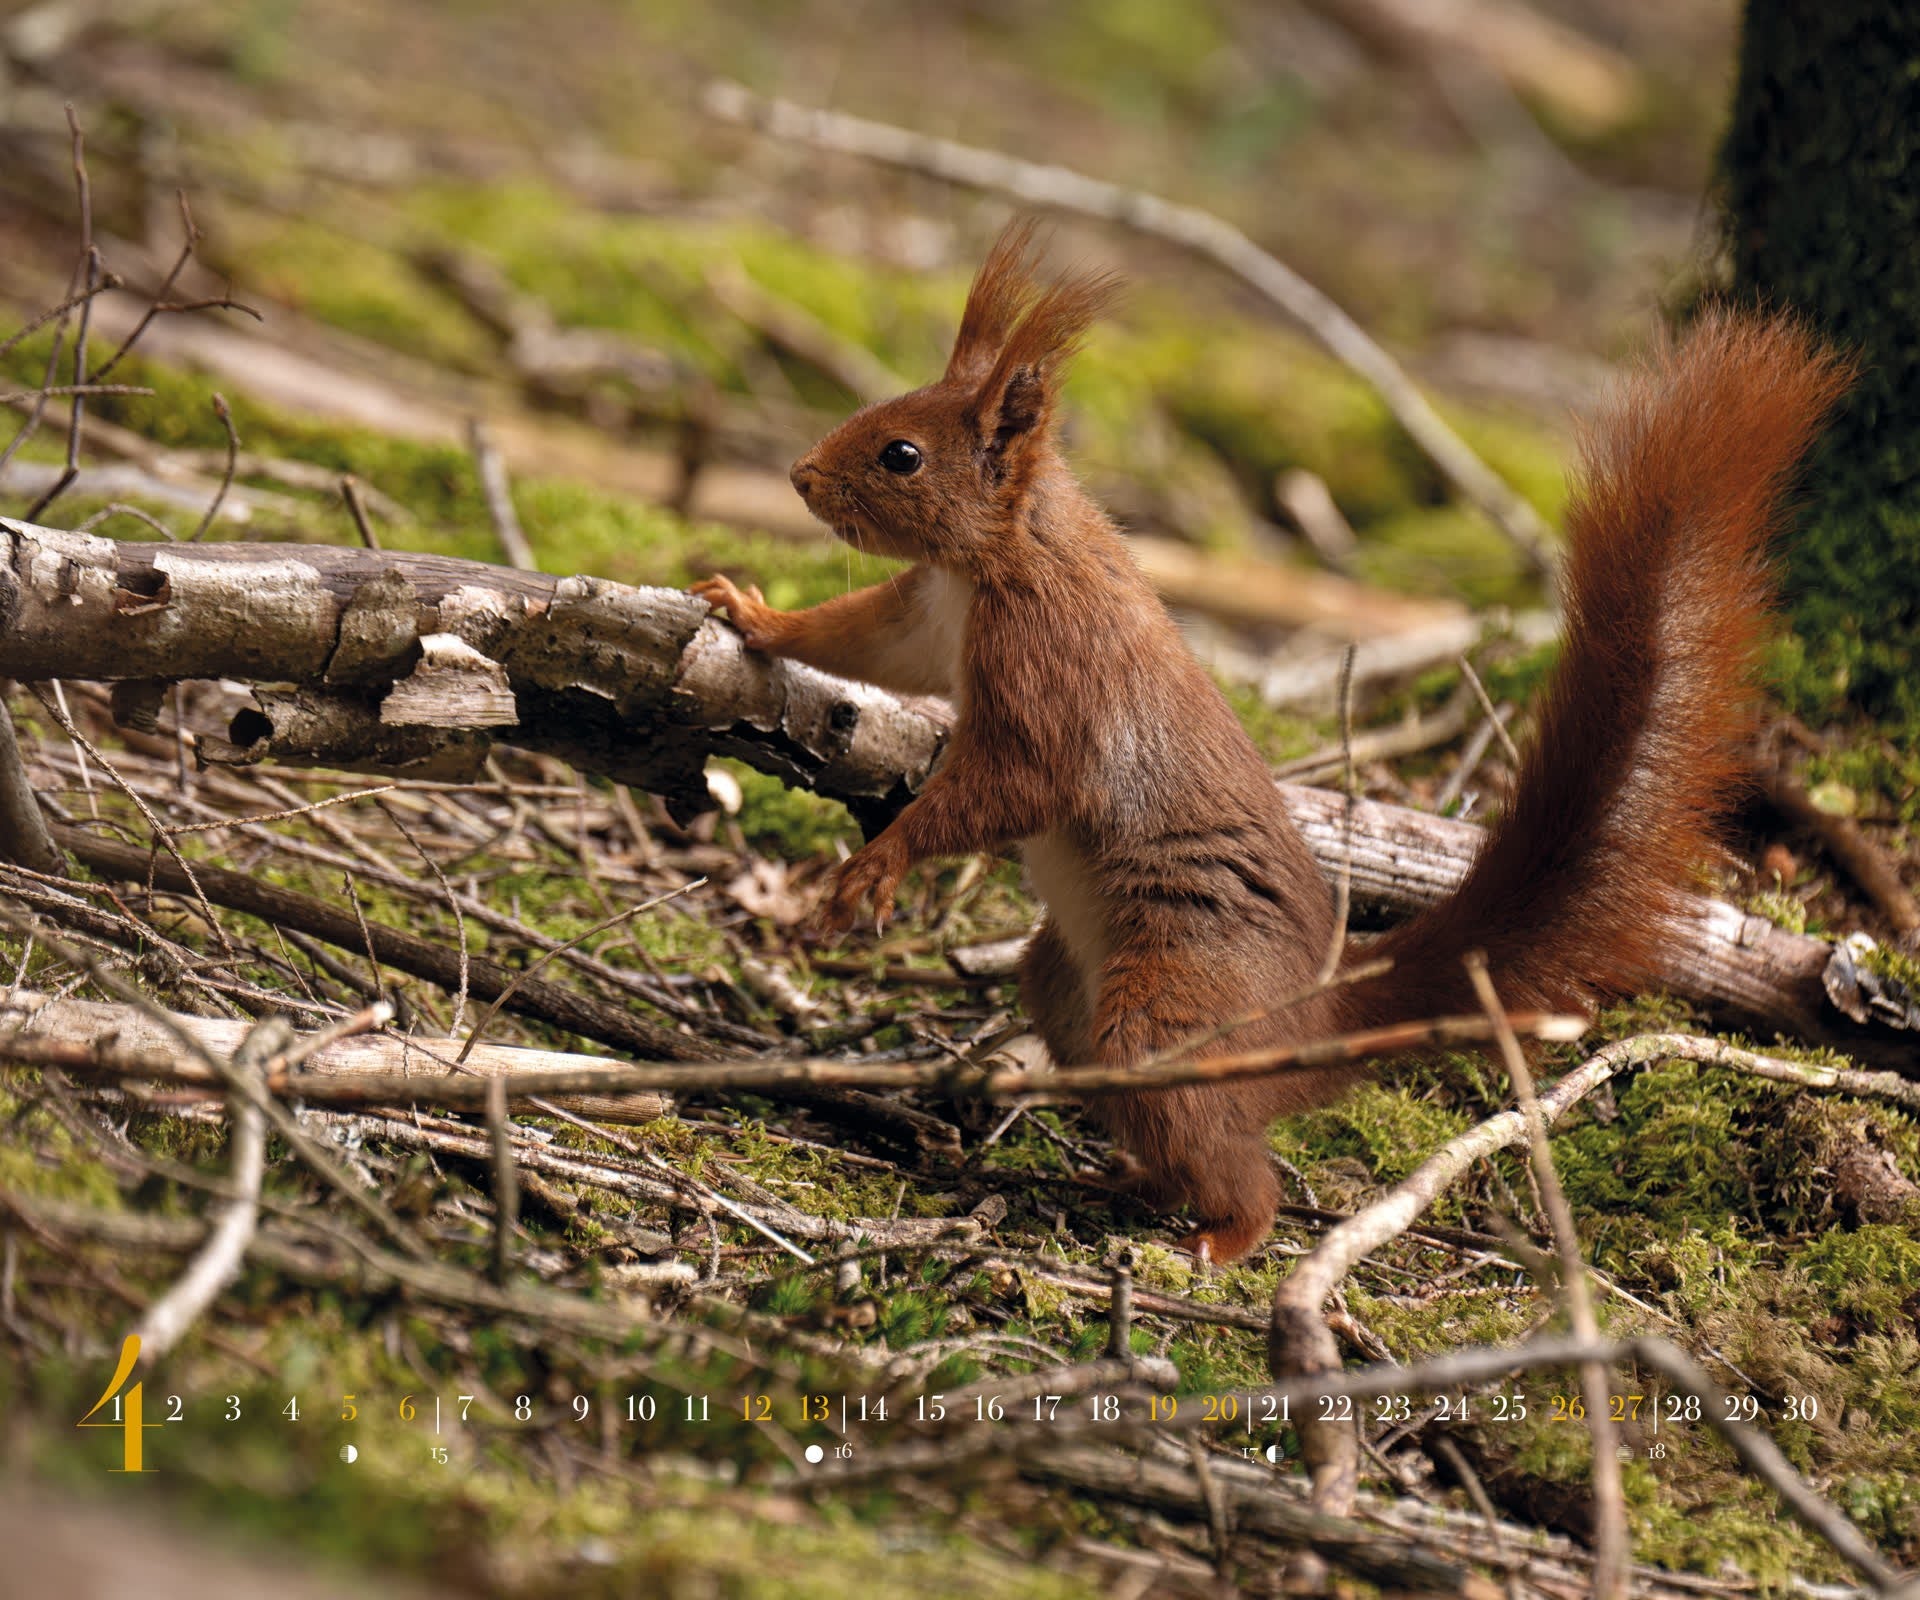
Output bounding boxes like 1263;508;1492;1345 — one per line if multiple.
228;708;273;747
111;567;171;615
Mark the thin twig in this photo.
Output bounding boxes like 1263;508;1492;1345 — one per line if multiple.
272;1009;1587;1107
0;384;155;403
28;684;233;953
1317;643;1358;984
130;1016;288;1367
1466;952;1626;1600
452;881;702;1064
468;417;536;571
187;394;239;542
0;276;122;363
74;501;176;539
340;475;381;550
1456;654;1522;766
380;802;469;1035
164;785;401;837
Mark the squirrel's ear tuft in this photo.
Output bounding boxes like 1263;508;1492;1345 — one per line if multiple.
968;267;1122;458
944;220;1044;385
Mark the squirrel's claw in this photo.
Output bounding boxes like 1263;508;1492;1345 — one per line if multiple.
691;575;780;651
809;837;907;943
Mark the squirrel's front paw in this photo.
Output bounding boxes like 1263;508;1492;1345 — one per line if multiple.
691;574;785;652
810;836;909;941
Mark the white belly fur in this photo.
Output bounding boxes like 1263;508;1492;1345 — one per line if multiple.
1023;831;1108;1008
917;567;972;700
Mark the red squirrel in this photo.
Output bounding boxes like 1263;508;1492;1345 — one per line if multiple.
692;223;1850;1263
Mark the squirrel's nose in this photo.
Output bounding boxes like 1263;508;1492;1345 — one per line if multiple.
790;456;818;499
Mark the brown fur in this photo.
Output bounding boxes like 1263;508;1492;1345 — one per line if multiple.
694;226;1852;1263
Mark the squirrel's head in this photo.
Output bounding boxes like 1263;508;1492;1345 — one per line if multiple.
788;221;1120;570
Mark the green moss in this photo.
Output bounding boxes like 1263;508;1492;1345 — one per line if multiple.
0;1084;124;1209
726;762;857;861
1742;888;1808;934
1351;504;1538;610
1634;1476;1831;1582
210;211;494;372
1797;1226;1920;1336
1273;1082;1472;1193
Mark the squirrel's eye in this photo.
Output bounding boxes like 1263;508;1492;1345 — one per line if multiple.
878;439;922;475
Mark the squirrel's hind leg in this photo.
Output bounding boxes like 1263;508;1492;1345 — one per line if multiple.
1085;959;1284;1263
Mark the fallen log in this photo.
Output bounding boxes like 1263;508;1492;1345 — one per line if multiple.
1;520;1909;1063
0;518;944;831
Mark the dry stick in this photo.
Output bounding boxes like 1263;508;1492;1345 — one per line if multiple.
0;994;681;1127
85;194;262;383
268;1010;1585;1108
28;685;233;954
0;905;435;1262
1456;653;1522;768
340;870;393;1014
0;313;70;482
1271;680;1476;783
1138;954;1392;1070
701;79;1555;580
21;105;98;526
452;882;701;1064
165;784;402;837
130;1016;289;1367
486;1072;518;1285
89;190;197;382
1268;1012;1620;1517
0;276;122;362
1316;644;1359;985
74;502;175;539
1465;952;1626;1600
0;383;154;404
704;261;910;405
469;417;537;571
0;697;65;876
51;823;724;1064
186;394;239;543
1432;701;1512;817
339;476;382;550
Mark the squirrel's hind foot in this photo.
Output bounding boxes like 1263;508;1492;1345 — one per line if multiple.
1177;1214;1272;1266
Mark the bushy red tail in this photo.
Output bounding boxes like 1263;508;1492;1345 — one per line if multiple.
1349;309;1852;1020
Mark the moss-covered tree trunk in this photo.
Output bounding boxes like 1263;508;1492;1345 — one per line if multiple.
1720;6;1920;727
